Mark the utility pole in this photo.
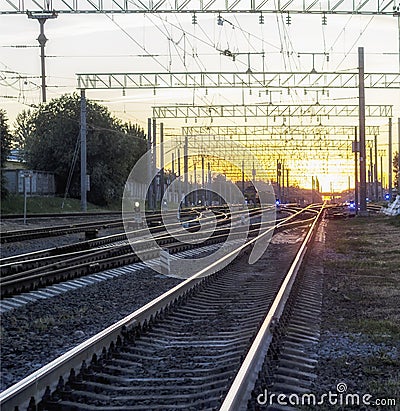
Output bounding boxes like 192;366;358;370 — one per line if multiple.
207;162;211;206
281;161;285;203
152;119;157;208
193;163;197;205
374;135;378;201
177;149;181;207
369;145;373;199
277;160;281;202
398;118;400;194
379;150;385;199
286;168;290;202
147;118;153;210
358;47;367;214
184;136;188;207
241;160;245;196
160;122;165;203
354;126;358;213
171;152;175;204
201;156;205;205
311;176;315;203
388;117;393;201
80;90;87;212
27;11;57;103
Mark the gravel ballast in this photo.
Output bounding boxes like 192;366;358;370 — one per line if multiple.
0;267;181;391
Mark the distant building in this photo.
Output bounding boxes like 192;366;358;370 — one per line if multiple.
4;149;24;170
2;150;55;195
2;169;56;195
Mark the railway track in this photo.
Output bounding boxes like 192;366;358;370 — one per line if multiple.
0;204;324;410
0;207;233;244
0;207;263;297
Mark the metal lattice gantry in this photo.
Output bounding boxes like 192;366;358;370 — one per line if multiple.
173;132;375;155
180;125;380;136
1;0;399;14
153;104;393;119
76;72;400;90
167;132;374;182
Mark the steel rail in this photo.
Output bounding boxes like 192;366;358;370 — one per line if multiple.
0;208;299;282
220;203;325;410
0;208;208;243
0;208;265;296
0;205;312;410
0;207;230;267
0;211;123;219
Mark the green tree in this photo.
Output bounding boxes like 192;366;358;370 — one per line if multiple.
0;109;13;198
16;93;146;206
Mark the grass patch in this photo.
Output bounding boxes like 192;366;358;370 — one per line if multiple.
324;258;394;271
347;319;400;343
388;216;400;227
334;239;373;254
1;194;116;214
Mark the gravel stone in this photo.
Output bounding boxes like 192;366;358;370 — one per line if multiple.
0;266;180;391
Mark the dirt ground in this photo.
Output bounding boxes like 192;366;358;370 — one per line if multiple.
309;215;400;410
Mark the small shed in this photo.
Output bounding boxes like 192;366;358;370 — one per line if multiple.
2;169;56;195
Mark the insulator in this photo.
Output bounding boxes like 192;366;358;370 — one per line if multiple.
259;14;264;24
192;13;197;24
322;14;328;25
286;13;291;25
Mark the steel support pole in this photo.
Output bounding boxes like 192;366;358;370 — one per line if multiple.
208;162;211;206
170;152;174;204
311;176;315;203
23;175;27;225
147;118;153;210
160;122;165;203
388;117;393;201
177;149;181;206
380;155;384;198
369;146;373;199
184;136;188;207
193;163;197;205
281;161;285;203
152;119;157;208
358;47;367;213
374;135;378;200
354;127;358;213
241;160;245;196
398;118;400;193
286;169;289;201
80;89;87;212
201;156;205;205
38;19;47;102
277;160;281;202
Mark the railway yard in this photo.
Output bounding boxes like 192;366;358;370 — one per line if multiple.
0;207;398;410
1;2;399;409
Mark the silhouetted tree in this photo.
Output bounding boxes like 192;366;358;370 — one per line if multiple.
15;93;146;206
0;109;12;198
